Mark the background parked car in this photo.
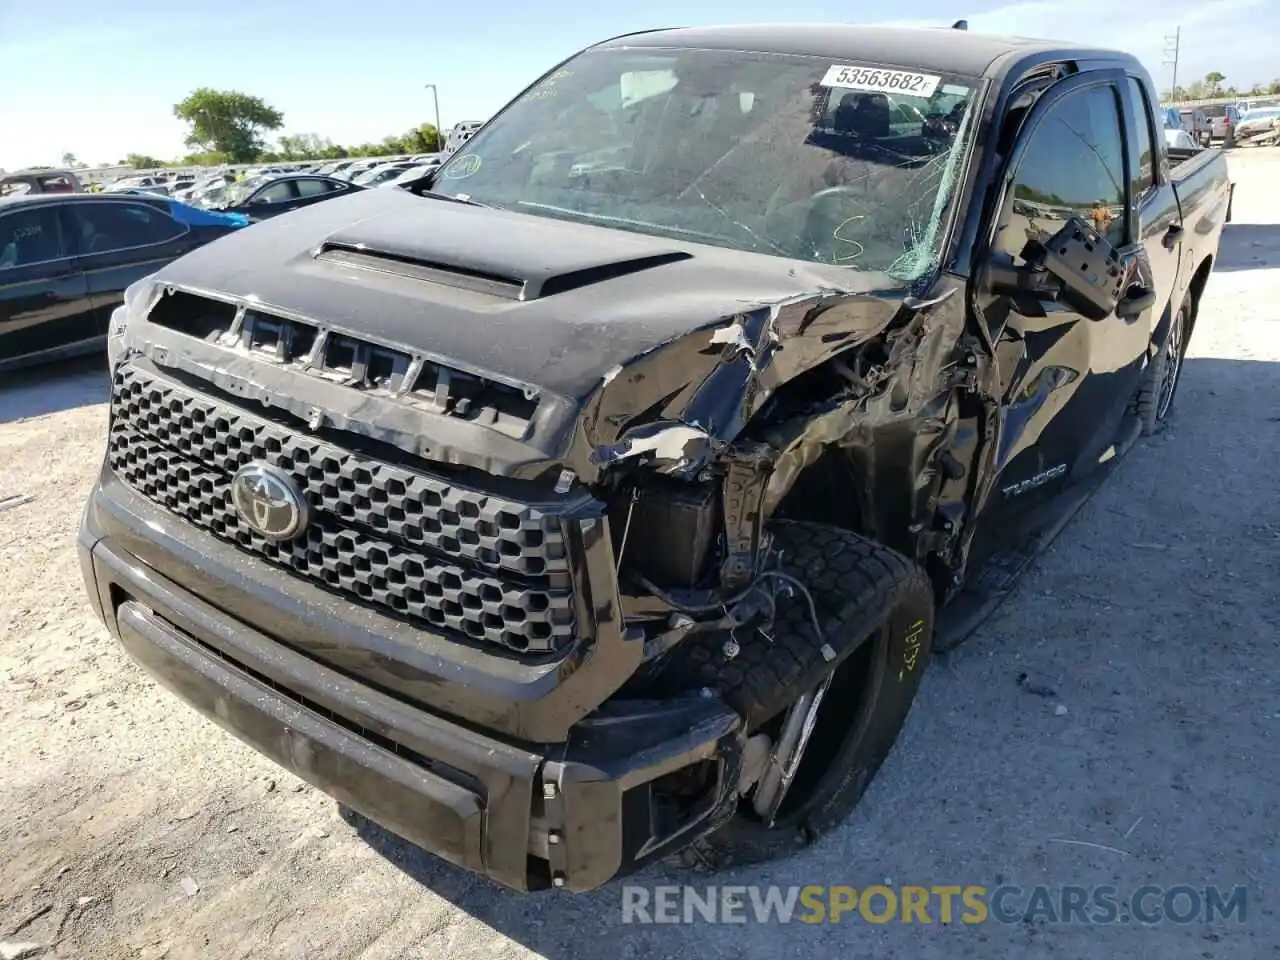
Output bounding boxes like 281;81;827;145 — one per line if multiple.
334;159;386;182
1235;106;1280;140
0;193;249;371
105;175;169;194
171;172;233;203
0;169;84;197
1178;106;1212;146
349;162;418;187
204;174;362;220
383;163;440;188
443;120;484;155
1199;102;1242;144
1160;107;1198;149
313;160;358;177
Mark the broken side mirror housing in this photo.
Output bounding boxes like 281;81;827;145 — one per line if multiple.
987;217;1126;322
985;251;1060;300
1036;218;1126;321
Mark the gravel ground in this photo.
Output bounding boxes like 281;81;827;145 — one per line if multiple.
1;150;1277;960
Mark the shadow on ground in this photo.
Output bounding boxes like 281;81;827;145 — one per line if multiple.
331;356;1280;960
0;353;109;424
1213;222;1280;273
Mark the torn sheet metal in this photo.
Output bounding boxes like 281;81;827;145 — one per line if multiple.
590;423;721;475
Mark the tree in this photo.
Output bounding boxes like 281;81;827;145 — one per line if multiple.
276;133;336;160
404;123;442;153
173;88;284;164
1204;71;1225;95
181;150;230;166
123;153;166;169
60;152;81;168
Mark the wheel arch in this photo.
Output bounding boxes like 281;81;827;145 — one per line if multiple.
1185;254;1213;343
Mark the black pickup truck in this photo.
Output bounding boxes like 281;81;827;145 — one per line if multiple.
79;24;1231;893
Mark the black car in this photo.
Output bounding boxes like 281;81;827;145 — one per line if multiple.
0;193;248;371
213;175;362;220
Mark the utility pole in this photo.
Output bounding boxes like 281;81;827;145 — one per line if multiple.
424;84;443;152
1162;27;1181;100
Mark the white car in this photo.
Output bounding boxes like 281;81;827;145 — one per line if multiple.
1235;107;1280;139
380;163;439;188
1163;127;1197;150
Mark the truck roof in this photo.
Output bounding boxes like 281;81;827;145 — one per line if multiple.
597;23;1126;79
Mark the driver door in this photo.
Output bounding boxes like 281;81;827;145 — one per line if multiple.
972;72;1152;537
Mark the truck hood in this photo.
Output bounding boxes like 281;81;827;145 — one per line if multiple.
143;187;918;480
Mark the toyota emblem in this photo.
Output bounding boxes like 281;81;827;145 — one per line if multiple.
230;462;310;541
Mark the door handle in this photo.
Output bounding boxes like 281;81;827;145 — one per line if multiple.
1162;224;1184;251
1115;284;1156;319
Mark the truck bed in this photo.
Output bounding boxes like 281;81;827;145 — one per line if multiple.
1168;144;1233;227
1167;144;1214;172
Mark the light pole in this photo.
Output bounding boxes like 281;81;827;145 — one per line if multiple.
424;84;443;152
1162;27;1181;100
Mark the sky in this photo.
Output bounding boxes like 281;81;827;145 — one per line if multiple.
0;0;1273;170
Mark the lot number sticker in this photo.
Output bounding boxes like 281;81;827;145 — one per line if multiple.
443;154;482;179
819;65;942;97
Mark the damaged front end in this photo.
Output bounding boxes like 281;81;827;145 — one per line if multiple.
578;274;975;674
90;243;982;890
549;274;984;827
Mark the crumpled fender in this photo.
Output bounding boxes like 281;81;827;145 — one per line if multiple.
572;278;962;483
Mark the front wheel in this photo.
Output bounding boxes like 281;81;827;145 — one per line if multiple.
660;521;936;870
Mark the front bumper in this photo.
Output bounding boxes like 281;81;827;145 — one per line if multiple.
80;484;744;893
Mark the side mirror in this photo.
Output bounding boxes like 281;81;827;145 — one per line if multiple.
986;250;1060;299
987;218;1126;321
1037;218;1126;321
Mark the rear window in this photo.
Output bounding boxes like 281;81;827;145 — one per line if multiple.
36;174;76;193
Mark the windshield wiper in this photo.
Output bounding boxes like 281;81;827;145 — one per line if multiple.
418;190;489;208
513;200;728;244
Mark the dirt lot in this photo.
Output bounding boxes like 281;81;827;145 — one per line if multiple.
2;150;1278;960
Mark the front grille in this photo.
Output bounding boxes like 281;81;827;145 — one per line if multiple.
107;365;577;654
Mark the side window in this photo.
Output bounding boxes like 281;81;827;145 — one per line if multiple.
36;174;77;194
0;207;67;269
295;178;341;197
254;181;296;204
1127;79;1155;194
998;84;1127;256
72;202;185;254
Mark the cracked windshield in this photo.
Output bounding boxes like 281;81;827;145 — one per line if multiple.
431;49;976;280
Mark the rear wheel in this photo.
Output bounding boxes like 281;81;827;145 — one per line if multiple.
1132;293;1189;435
659;521;935;870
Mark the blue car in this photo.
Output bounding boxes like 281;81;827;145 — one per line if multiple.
0;192;250;371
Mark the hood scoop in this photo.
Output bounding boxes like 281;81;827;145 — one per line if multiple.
314;201;692;301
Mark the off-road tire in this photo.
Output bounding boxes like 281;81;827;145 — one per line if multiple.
1132;292;1190;436
659;520;935;870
